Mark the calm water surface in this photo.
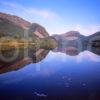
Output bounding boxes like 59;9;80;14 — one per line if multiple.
0;51;100;100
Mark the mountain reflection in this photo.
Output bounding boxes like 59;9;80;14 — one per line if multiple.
0;32;100;74
53;31;100;56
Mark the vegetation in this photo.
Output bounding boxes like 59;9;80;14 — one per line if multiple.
0;37;58;51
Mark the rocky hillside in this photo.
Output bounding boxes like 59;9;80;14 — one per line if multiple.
28;23;49;38
53;31;85;43
0;12;31;29
0;12;49;38
0;17;25;38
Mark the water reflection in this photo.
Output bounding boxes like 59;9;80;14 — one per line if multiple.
0;33;100;100
53;31;100;56
0;32;100;74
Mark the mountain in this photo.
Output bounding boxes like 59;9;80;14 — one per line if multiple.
62;31;80;40
0;12;31;29
87;31;100;39
0;12;49;38
0;12;53;74
53;31;85;41
52;31;86;51
53;31;100;56
86;31;100;55
28;23;49;38
0;17;25;38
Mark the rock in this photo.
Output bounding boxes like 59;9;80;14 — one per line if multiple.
28;23;49;38
0;17;25;38
0;12;31;29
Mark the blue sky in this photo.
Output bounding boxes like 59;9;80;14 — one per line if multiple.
0;0;100;35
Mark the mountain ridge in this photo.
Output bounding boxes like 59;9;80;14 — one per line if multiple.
0;12;49;38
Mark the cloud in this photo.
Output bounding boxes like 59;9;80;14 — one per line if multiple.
26;8;59;19
73;24;100;36
0;1;60;19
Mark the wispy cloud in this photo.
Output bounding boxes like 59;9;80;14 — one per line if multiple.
0;1;60;19
0;1;62;35
73;24;100;36
26;8;59;19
